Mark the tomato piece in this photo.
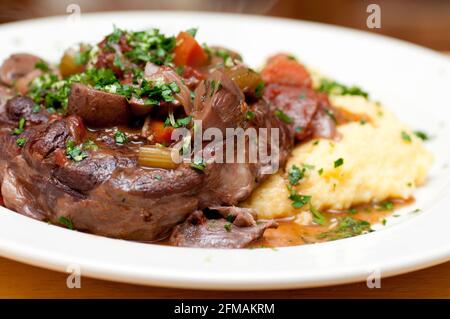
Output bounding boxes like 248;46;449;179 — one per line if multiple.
173;32;208;67
261;54;312;88
148;120;174;145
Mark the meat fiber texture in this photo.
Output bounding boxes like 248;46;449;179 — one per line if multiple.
242;95;433;219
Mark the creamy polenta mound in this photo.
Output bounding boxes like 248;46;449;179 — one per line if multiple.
243;93;433;219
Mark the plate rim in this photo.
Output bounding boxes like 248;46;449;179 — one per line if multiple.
0;10;449;290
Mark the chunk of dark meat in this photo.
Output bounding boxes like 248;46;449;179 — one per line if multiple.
169;210;277;248
193;70;247;133
264;83;336;140
68;83;131;128
0;95;49;184
5;96;48;124
193;72;293;208
209;206;257;227
2;115;206;240
0;54;41;86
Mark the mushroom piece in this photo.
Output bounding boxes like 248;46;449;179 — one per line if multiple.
68;83;131;128
0;53;41;87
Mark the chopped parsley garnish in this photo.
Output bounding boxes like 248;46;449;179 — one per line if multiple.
165;115;192;128
74;48;92;66
288;188;311;209
224;222;232;232
186;27;198;37
288;165;305;186
318;168;324;175
58;216;74;230
318;79;368;98
191;159;206;171
318;217;372;240
114;131;128;145
414;130;429;141
16;137;26;147
113;54;125;70
123;28;176;66
215;49;235;67
32;104;41;113
274;109;293;124
35;60;50;72
377;201;394;211
66;140;88;162
255;82;264;98
11;118;26;135
401;131;412;143
310;206;326;225
226;215;235;223
334;158;344;168
246;111;256;121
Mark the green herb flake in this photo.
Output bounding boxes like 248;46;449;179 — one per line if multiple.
274;109;292;124
35;60;49;72
224;222;232;232
377;201;394;211
318;79;369;98
288;189;311;209
191;158;206;172
16;137;26;147
318;217;372;240
114;131;128;145
401;131;412;143
58;216;74;230
255;82;264;98
74;50;91;66
65;140;88;162
334;158;344;168
288;165;305;186
186;27;198;37
414;130;429;141
246;111;256;121
11;118;26;135
310;206;326;225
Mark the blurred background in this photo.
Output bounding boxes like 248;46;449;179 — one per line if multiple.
0;0;449;51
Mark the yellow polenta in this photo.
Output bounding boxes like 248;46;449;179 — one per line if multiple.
242;95;433;219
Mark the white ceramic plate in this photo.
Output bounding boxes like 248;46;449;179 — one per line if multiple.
0;11;449;290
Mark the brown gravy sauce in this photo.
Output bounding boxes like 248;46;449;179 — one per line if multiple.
249;198;414;248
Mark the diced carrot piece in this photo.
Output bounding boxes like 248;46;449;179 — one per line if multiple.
148;120;174;145
261;54;312;88
173;32;208;67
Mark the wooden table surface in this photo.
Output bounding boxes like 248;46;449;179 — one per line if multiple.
0;53;449;300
